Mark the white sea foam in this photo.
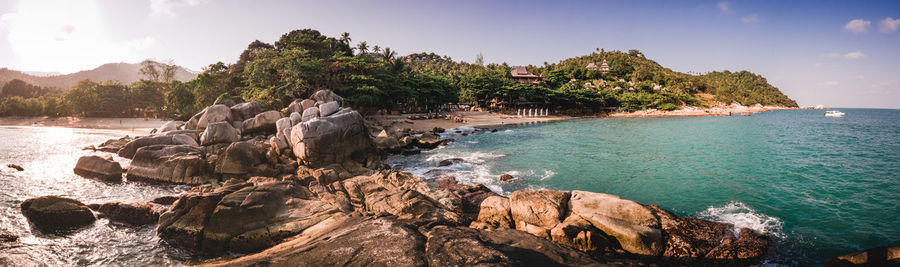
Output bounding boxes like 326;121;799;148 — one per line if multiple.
425;151;505;164
698;201;785;239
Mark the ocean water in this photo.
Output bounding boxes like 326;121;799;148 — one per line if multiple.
0;127;189;266
388;108;900;265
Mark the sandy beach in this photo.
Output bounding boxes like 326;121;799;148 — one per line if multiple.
609;104;809;118
368;111;571;133
0;116;164;134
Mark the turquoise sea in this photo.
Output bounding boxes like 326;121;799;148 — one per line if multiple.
388;108;900;265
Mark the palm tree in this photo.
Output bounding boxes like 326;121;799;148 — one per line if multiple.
381;47;396;61
340;32;351;45
372;45;381;54
356;41;369;54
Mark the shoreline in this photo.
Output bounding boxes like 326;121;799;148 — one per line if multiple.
0;116;162;134
609;105;812;118
368;111;572;133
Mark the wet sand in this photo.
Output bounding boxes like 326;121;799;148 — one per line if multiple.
0;116;163;134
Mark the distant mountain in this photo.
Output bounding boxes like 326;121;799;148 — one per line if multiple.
0;62;197;89
23;71;63;77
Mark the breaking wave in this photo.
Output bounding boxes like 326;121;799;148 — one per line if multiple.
698;201;786;239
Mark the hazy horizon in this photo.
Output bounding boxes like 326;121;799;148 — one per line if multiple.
1;0;898;108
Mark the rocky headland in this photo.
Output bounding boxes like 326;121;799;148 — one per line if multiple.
21;90;780;266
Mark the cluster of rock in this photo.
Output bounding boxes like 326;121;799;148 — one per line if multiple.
470;189;770;264
22;90;775;265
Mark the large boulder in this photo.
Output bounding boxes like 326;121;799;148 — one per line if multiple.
96;202;164;226
229;102;261;122
568;191;662;256
199;217;425;267
73;155;123;182
337;170;461;224
471;195;514;229
569;190;660;228
20;196;95;232
418;132;443;149
509;190;570;229
290;109;372;167
117;134;198;159
310;90;343;107
95;136;134;153
126;145;208;184
426;226;604;266
158;181;343;254
241;110;281;134
433;176;499;223
214;141;267;175
374;136;401;152
200;122;240;146
184;107;208;130
196;104;233;130
301;107;318;122
159;121;183;133
200;216;607;267
318;101;340;117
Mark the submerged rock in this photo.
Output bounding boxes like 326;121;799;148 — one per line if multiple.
20;196;95;232
73;155;123;182
97;202;164;226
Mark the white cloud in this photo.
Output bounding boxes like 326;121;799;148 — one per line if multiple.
717;1;729;12
844;51;865;59
2;0;155;73
879;17;900;33
742;14;759;23
852;75;865;80
821;81;839;87
150;0;210;17
844;19;871;33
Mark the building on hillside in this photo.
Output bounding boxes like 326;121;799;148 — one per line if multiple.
510;66;544;84
586;62;598;70
598;59;610;73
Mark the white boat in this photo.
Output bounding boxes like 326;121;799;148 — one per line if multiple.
825;110;845;117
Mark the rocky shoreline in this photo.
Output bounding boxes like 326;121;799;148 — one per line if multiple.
14;90;874;266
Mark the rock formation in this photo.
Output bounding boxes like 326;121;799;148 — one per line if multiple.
469;189;770;264
73;155;123;182
96;201;165;226
72;90;772;266
20;196;95;232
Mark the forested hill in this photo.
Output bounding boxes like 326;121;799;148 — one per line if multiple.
0;29;797;118
537;51;797;107
0;61;196;89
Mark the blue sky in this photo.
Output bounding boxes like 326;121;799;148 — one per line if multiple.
0;0;898;108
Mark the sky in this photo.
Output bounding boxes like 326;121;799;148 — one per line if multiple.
0;0;898;108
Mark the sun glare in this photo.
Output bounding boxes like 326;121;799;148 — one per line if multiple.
2;0;153;73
